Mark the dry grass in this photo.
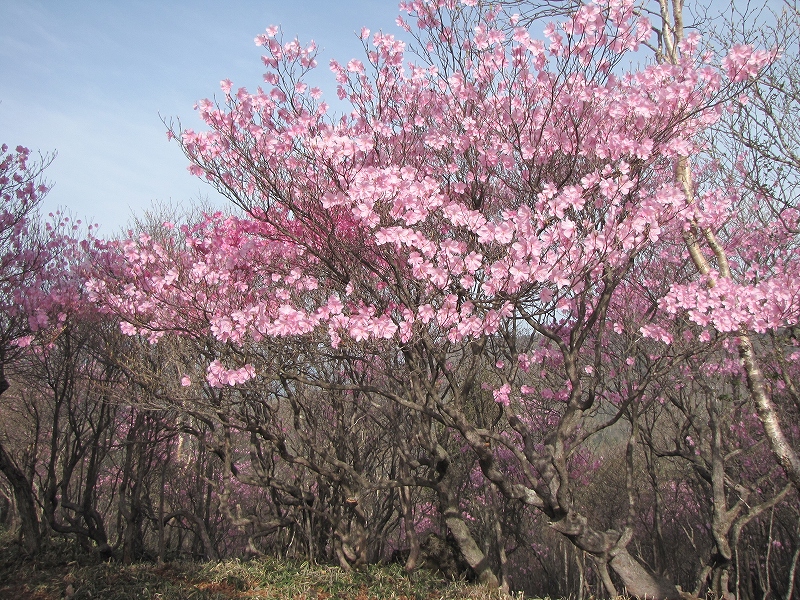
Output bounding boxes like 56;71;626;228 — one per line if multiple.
0;533;516;600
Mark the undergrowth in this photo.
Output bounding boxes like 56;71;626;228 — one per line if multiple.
0;533;514;600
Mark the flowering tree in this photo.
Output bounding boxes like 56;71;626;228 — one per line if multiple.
645;0;800;496
87;0;790;596
0;144;53;391
0;143;56;553
0;142;104;554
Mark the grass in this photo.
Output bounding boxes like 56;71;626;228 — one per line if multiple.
0;533;513;600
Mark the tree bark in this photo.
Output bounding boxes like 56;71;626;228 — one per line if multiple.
438;486;500;587
0;441;40;554
400;482;420;572
739;334;800;493
552;510;681;600
0;376;41;554
610;549;682;600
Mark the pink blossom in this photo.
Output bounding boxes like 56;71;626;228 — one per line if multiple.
721;44;774;82
493;383;511;406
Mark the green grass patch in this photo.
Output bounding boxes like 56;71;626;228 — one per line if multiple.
0;534;511;599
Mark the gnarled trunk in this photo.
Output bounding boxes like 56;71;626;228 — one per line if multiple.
0;442;40;554
610;549;681;600
438;485;499;587
552;510;680;600
0;375;41;555
400;482;420;572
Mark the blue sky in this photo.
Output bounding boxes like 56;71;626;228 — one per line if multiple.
2;1;783;235
0;1;400;234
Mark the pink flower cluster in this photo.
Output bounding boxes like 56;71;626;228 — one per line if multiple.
83;0;790;406
721;44;775;83
206;360;256;388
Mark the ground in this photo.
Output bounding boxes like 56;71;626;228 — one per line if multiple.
0;532;508;600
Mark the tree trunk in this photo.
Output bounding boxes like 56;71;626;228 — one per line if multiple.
0;377;41;555
0;441;40;554
552;510;680;600
739;334;800;493
176;510;219;561
400;483;420;572
610;549;682;600
438;486;500;587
